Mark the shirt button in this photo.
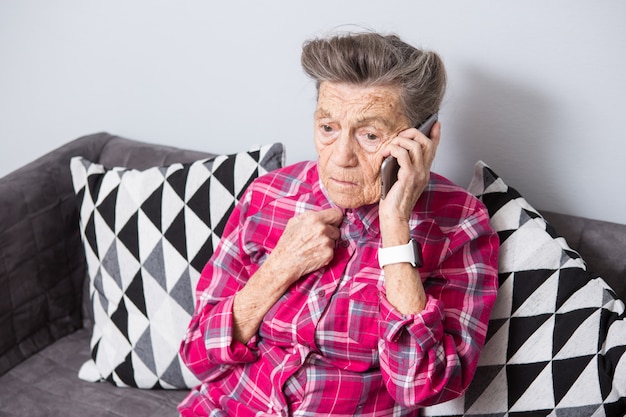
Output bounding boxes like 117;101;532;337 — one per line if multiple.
317;290;325;297
340;240;349;248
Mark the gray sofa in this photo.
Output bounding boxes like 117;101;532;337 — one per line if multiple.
0;132;624;416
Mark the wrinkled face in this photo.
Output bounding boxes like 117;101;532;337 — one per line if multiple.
314;82;410;208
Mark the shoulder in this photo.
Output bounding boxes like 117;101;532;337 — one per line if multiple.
242;160;318;213
247;160;316;196
414;173;498;271
416;172;492;234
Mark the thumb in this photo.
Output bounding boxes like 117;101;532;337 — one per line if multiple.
317;207;344;226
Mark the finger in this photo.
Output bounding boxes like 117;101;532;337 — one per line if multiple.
395;123;440;165
325;223;341;240
396;127;421;140
316;207;344;226
387;138;424;167
429;121;441;147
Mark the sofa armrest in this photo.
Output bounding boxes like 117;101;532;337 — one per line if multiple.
0;133;112;376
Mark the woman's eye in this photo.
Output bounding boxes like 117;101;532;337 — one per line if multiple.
322;125;333;133
365;133;379;141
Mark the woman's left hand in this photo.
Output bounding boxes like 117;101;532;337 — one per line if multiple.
378;121;441;244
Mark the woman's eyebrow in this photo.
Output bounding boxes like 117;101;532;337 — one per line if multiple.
355;116;394;129
315;108;333;119
314;109;397;131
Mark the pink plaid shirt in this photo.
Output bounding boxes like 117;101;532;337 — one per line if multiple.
179;161;499;416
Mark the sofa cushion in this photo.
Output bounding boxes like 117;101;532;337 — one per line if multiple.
0;328;187;417
422;161;626;416
70;143;285;389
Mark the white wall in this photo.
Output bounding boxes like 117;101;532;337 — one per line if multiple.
1;0;625;224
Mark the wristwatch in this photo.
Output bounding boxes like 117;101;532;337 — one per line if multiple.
378;239;423;268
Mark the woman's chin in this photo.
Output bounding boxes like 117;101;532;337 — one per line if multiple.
327;188;378;209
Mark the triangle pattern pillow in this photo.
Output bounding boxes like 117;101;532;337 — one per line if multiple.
422;161;626;416
70;143;284;389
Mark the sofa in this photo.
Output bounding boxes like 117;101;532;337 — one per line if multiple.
0;132;624;416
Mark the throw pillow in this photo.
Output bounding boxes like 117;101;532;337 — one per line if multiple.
70;143;284;389
422;161;626;416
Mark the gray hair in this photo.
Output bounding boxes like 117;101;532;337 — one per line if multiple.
301;31;447;127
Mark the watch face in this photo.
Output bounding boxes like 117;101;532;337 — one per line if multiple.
411;239;424;268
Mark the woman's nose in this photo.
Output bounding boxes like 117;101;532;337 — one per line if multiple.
331;132;358;167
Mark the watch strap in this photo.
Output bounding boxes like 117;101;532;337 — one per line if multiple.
378;239;423;268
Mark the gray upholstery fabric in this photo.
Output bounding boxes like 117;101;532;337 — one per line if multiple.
0;133;213;416
98;136;215;171
0;133;111;376
0;329;186;417
542;210;626;302
0;132;624;416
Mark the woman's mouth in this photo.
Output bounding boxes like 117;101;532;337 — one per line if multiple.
331;177;357;188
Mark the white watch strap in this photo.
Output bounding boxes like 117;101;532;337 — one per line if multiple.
378;240;417;268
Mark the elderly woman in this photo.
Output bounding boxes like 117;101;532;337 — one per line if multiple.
178;31;499;416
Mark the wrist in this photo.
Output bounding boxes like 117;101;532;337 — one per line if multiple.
380;220;410;247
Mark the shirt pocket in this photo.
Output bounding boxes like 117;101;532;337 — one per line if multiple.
347;281;381;350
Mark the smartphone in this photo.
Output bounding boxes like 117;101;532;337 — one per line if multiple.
380;113;438;199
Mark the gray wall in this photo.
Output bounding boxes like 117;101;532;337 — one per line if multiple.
1;0;625;224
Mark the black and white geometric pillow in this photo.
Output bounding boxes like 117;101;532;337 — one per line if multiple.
422;160;626;416
70;143;284;389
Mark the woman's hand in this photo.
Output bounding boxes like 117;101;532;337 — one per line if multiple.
378;122;441;245
265;207;344;285
233;207;343;343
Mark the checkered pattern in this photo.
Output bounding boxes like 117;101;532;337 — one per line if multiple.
177;161;500;415
70;143;284;389
422;161;626;416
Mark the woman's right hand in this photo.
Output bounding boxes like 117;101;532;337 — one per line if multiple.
266;207;344;286
232;207;343;343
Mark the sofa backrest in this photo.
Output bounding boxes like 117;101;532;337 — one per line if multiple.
0;132;214;376
542;210;626;302
0;133;109;375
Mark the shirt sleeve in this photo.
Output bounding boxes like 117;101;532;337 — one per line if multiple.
179;190;260;383
377;202;500;407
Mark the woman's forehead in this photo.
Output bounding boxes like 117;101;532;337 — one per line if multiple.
315;82;404;122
